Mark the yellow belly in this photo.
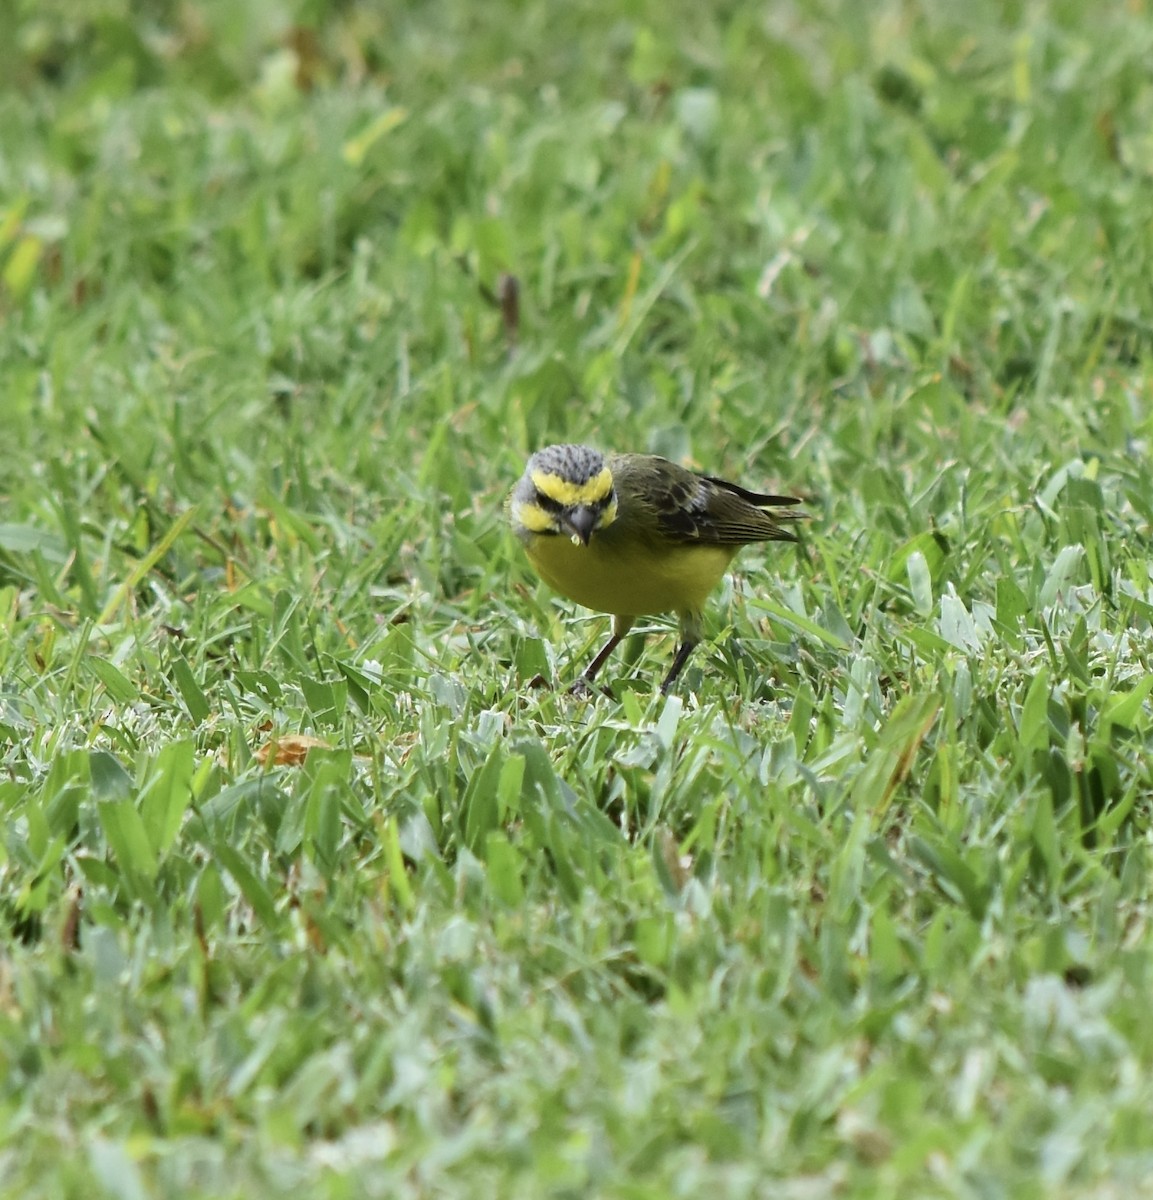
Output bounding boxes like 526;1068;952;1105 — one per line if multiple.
526;534;735;617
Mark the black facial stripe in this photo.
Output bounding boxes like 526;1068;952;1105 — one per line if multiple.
534;489;613;513
533;489;565;513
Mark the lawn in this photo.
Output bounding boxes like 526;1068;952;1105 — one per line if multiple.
3;0;1153;1195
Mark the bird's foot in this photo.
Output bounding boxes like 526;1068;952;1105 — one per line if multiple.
568;676;615;699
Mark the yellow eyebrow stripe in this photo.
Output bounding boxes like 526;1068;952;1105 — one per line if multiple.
531;466;613;507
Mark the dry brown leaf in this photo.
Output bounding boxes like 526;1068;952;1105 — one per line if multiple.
255;733;332;766
657;826;691;892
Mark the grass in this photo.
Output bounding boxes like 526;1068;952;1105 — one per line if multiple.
3;0;1153;1194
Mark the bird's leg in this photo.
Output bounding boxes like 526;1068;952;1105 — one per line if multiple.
574;615;634;691
660;611;702;693
581;635;622;683
660;640;698;693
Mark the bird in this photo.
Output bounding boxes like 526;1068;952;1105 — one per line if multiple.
508;443;803;693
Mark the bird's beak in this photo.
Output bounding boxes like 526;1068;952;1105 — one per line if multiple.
563;505;598;547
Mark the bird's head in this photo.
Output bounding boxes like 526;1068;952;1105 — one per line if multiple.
509;444;619;547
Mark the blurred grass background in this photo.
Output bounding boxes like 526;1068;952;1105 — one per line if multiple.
3;1;1153;1196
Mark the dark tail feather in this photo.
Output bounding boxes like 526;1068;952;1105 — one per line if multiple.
702;475;805;509
768;512;804;543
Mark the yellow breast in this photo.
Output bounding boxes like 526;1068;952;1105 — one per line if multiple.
526;533;735;617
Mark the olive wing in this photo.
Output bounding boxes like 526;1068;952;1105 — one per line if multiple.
612;455;803;547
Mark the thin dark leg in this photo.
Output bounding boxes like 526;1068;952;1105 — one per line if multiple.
660;639;698;693
582;633;623;683
572;616;634;693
